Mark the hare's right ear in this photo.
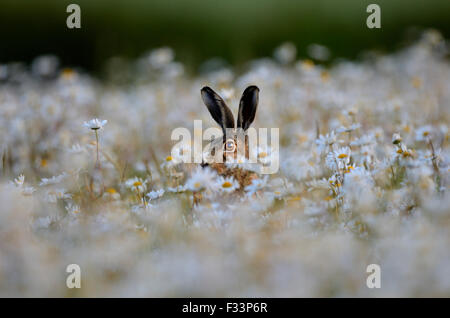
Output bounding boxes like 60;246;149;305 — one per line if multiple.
201;86;235;134
237;85;259;131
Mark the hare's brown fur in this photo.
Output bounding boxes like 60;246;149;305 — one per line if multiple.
210;163;258;190
193;85;260;203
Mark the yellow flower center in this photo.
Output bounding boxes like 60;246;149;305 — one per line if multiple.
222;181;233;188
133;181;142;187
107;188;117;194
41;159;48;167
258;151;268;158
329;180;341;187
61;68;74;79
298;135;308;143
194;182;201;188
423;131;429;137
337;153;348;159
166;156;173;161
345;166;355;173
321;71;330;82
411;77;421;88
402;151;412;157
303;59;314;69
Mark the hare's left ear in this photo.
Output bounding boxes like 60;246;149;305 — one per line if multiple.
237;85;259;131
201;86;235;134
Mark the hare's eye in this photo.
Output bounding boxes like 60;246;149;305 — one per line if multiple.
224;139;236;152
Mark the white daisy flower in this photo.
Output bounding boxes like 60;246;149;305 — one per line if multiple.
22;186;36;196
415;125;433;141
326;146;351;170
148;47;174;69
336;123;361;133
65;202;81;215
45;188;71;203
10;174;36;195
102;188;121;200
274;42;297;64
11;174;25;187
147;189;165;200
67;143;85;154
161;154;182;169
392;133;402;145
125;177;148;193
33;216;54;229
306;178;330;191
39;172;67;186
83;118;107;130
328;173;342;188
394;144;413;159
217;176;240;193
167;185;187;193
315;131;340;154
247;145;274;165
219;87;234;100
245;176;268;196
185;166;218;192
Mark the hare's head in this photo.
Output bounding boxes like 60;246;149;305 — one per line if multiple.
201;85;259;162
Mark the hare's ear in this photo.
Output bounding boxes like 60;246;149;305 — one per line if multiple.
201;86;235;134
237;85;259;131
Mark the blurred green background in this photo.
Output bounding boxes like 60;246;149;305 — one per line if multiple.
0;0;449;73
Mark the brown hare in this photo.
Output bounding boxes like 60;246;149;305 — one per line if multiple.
199;85;260;192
